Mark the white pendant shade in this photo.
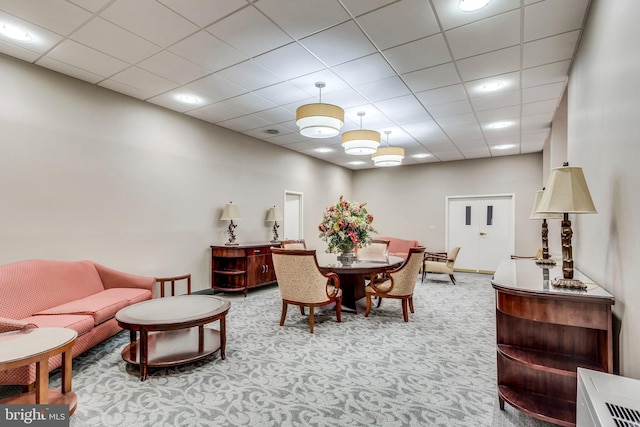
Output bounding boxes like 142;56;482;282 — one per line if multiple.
342;129;380;155
296;103;344;138
372;146;404;167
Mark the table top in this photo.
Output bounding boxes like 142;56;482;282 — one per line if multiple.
0;327;77;365
492;259;614;302
116;295;231;327
316;253;404;274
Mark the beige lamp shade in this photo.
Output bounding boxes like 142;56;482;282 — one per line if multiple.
220;202;241;220
296;103;344;138
536;166;597;214
372;146;404;167
529;190;563;219
266;206;283;222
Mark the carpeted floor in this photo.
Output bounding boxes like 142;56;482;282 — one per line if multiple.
2;272;555;426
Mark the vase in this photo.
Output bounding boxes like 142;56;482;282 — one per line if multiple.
337;250;357;266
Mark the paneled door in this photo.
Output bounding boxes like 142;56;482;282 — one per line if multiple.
446;195;514;273
283;190;303;240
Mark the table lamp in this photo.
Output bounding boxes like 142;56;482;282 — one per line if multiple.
266;205;283;243
536;163;597;288
529;188;562;265
220;202;241;245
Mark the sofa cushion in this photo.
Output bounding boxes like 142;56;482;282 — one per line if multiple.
378;237;420;259
20;314;95;336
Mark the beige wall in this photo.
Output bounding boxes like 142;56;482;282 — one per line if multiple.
565;0;640;378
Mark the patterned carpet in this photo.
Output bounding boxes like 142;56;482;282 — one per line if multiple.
2;273;555;426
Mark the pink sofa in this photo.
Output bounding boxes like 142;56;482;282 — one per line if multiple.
0;259;155;386
377;237;420;260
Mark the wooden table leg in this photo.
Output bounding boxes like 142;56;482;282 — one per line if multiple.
220;316;226;360
139;329;148;381
35;359;49;404
198;325;204;353
61;348;72;394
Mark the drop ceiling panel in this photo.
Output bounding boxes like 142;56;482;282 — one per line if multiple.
456;46;520;81
299;21;377;67
0;0;91;35
415;84;468;107
522;82;565;103
332;53;396;87
254;82;312;105
355;76;411;102
524;0;590;41
445;10;520;60
169;31;248;72
106;67;178;98
403;63;461;93
465;71;521;98
138;51;210;84
254;0;350;39
37;56;104;84
522;60;571;88
340;0;398;18
184;73;246;102
431;0;521;31
523;30;580;69
382;33;451;74
215;60;283;91
253;43;325;80
158;0;247;28
470;90;521;111
0;11;64;55
46;40;128;77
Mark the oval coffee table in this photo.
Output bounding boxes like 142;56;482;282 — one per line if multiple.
115;295;231;381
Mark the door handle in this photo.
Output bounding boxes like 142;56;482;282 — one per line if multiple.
479;232;487;236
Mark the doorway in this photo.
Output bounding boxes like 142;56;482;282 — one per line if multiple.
446;194;514;273
283;191;303;240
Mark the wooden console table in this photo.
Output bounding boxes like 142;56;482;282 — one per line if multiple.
211;243;277;295
492;259;614;426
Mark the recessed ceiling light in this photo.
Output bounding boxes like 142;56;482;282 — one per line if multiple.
178;94;200;105
480;81;504;92
265;129;279;135
0;23;32;42
492;144;516;150
457;0;492;12
412;153;432;159
315;148;333;153
486;121;513;129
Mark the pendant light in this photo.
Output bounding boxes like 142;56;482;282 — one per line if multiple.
372;131;404;167
341;112;381;155
296;82;344;138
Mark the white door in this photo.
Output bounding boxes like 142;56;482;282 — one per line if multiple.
283;191;303;240
447;195;514;273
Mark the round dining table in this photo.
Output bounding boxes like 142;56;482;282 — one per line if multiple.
316;253;404;313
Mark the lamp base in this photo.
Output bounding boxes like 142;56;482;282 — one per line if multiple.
535;258;557;266
225;242;239;246
270;239;280;244
552;277;587;290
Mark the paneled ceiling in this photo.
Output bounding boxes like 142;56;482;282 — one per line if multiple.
0;0;591;169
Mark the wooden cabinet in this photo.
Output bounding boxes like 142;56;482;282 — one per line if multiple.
492;259;614;427
210;243;277;295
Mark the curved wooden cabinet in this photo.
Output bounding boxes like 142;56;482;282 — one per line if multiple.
211;243;277;296
492;259;614;426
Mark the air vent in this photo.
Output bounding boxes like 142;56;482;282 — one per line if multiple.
607;402;640;427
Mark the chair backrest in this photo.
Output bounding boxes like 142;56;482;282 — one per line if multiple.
280;239;307;250
271;248;334;304
387;247;425;296
156;274;191;297
357;239;389;262
447;246;461;269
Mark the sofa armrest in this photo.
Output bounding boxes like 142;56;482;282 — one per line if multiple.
0;317;37;333
92;263;156;297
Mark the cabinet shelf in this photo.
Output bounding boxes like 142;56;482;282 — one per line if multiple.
211;244;277;296
497;344;605;377
498;385;575;427
213;269;246;276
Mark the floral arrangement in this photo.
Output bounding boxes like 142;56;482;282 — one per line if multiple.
318;196;377;253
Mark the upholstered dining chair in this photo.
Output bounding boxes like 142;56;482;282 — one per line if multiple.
365;246;425;322
280;239;307;250
270;248;341;333
421;246;461;285
156;274;191;297
357;239;390;262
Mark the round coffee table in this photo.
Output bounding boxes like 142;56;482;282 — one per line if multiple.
0;327;78;414
115;295;231;381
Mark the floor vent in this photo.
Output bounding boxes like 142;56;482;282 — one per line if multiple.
607;402;640;427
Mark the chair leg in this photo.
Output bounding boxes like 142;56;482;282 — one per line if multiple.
449;274;456;285
409;296;414;313
376;296;382;308
335;297;342;323
365;295;371;317
401;298;409;322
280;301;288;326
309;307;315;333
300;306;305;315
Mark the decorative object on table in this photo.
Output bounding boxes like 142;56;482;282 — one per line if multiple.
372;131;404;167
296;82;344;138
341;111;380;155
220;201;241;245
536;163;597;287
529;188;562;266
266;205;283;243
318;195;377;266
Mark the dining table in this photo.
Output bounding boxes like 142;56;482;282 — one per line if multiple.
316;253;404;313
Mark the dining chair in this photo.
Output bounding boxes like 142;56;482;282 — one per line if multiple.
357;239;390;262
280;239;307;249
156;274;191;297
365;246;425;322
421;246;461;285
271;247;341;333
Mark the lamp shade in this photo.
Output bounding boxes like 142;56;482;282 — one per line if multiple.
266;206;283;222
296;103;344;138
536;166;597;214
220;202;241;220
529;190;563;220
372;146;404;167
342;129;381;155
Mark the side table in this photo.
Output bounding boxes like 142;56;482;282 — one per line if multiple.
0;327;78;414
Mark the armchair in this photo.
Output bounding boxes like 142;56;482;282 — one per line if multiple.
357;239;390;262
421;246;461;285
280;239;307;250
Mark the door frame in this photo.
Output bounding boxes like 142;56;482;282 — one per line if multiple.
283;190;303;240
445;193;515;274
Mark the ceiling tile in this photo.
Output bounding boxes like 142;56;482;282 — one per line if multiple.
169;31;248;73
255;0;350;39
446;10;520;60
456;46;520;81
67;0;112;13
470;90;521;111
46;39;128;77
254;82;312;105
187;102;246;123
522;82;565;103
415;84;467;107
215;60;283;91
71;17;160;64
217;114;272;132
253;42;325;80
223;92;277;115
434;150;465;161
476;105;521;123
524;0;590;41
357;0;440;50
288;69;349;95
0;0;91;35
0;42;43;62
340;0;398;17
299;21;376;67
138;50;210;84
383;33;452;74
465;71;521;98
98;79;155;100
206;5;292;57
100;0;199;47
0;11;63;55
522;99;558;116
523;30;580;68
376;96;432;124
522;60;571;88
158;0;247;28
431;0;521;31
107;67;178;98
184;73;246;102
403;63;461;92
428;99;473;119
36;56;104;84
332;53;396;87
252;107;294;125
355;76;411;102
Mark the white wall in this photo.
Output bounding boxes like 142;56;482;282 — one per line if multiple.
567;0;640;378
0;55;352;291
